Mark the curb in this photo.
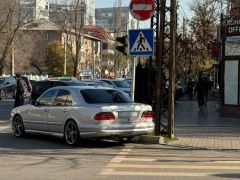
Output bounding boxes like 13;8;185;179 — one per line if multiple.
131;135;165;144
0;121;10;126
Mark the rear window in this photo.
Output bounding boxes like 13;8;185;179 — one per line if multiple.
32;82;52;94
81;89;132;104
112;80;131;88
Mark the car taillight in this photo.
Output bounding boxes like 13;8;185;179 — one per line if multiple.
94;112;115;121
141;111;153;120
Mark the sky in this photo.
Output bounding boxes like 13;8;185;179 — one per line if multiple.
95;0;192;17
94;0;192;28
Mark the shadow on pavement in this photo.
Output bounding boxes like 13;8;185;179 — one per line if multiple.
0;131;125;151
213;174;240;179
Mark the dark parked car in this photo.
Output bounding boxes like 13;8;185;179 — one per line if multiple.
30;80;87;101
99;79;131;97
0;76;16;100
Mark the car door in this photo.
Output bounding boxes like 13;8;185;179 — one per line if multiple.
48;89;73;132
9;77;16;95
4;78;11;95
26;89;58;131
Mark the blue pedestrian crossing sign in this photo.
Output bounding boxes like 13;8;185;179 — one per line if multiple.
129;29;154;56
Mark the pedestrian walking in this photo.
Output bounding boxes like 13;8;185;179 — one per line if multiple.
194;74;205;110
14;74;26;108
202;76;210;105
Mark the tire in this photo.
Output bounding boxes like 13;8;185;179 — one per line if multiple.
0;89;6;100
64;120;80;146
12;115;25;137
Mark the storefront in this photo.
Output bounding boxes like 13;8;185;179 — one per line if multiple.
220;16;240;118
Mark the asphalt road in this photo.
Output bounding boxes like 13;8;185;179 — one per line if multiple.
1;99;240;180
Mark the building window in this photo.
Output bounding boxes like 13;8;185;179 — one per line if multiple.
102;42;108;50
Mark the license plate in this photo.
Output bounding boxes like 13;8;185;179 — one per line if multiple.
118;111;139;118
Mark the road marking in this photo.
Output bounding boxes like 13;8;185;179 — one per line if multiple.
112;157;240;163
100;146;240;177
110;146;133;163
106;163;240;170
100;168;222;177
214;161;240;164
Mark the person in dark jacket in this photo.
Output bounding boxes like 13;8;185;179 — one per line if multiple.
202;76;210;105
194;74;205;109
14;74;25;107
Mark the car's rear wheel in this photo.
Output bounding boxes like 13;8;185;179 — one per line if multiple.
12;115;25;137
0;89;6;100
64;120;80;146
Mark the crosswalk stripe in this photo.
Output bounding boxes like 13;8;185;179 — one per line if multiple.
100;168;219;177
120;157;240;163
106;163;240;170
110;146;133;163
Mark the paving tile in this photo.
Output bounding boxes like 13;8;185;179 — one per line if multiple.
167;93;240;150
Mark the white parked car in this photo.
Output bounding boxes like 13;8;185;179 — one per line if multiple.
10;86;154;145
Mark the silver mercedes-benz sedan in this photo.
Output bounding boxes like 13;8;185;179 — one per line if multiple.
10;86;154;145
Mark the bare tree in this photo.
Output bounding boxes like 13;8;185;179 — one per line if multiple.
49;0;86;77
0;0;30;74
15;30;45;74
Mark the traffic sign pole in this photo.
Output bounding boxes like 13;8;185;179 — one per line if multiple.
131;57;137;101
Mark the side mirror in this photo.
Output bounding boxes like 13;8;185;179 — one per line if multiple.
5;82;9;85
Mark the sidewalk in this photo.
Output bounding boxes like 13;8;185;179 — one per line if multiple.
166;91;240;150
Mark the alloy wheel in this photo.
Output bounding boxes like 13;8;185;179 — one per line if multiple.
13;115;25;137
64;121;80;145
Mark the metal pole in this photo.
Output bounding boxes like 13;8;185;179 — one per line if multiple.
155;0;165;135
64;36;67;76
131;20;140;101
168;0;177;138
93;41;96;80
11;43;15;76
131;57;136;101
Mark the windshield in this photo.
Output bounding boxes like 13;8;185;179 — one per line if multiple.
112;80;131;88
81;89;132;104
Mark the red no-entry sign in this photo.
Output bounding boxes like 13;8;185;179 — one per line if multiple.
129;0;156;21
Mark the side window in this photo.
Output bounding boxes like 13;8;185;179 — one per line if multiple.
37;89;57;106
54;89;72;106
65;94;73;106
10;78;16;84
5;78;10;85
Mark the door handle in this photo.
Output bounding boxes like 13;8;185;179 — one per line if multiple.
63;109;68;113
44;108;48;112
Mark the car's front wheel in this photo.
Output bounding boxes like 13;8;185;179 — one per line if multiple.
0;89;6;100
64;120;80;146
12;115;25;137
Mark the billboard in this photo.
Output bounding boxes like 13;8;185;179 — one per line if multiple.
225;36;240;56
